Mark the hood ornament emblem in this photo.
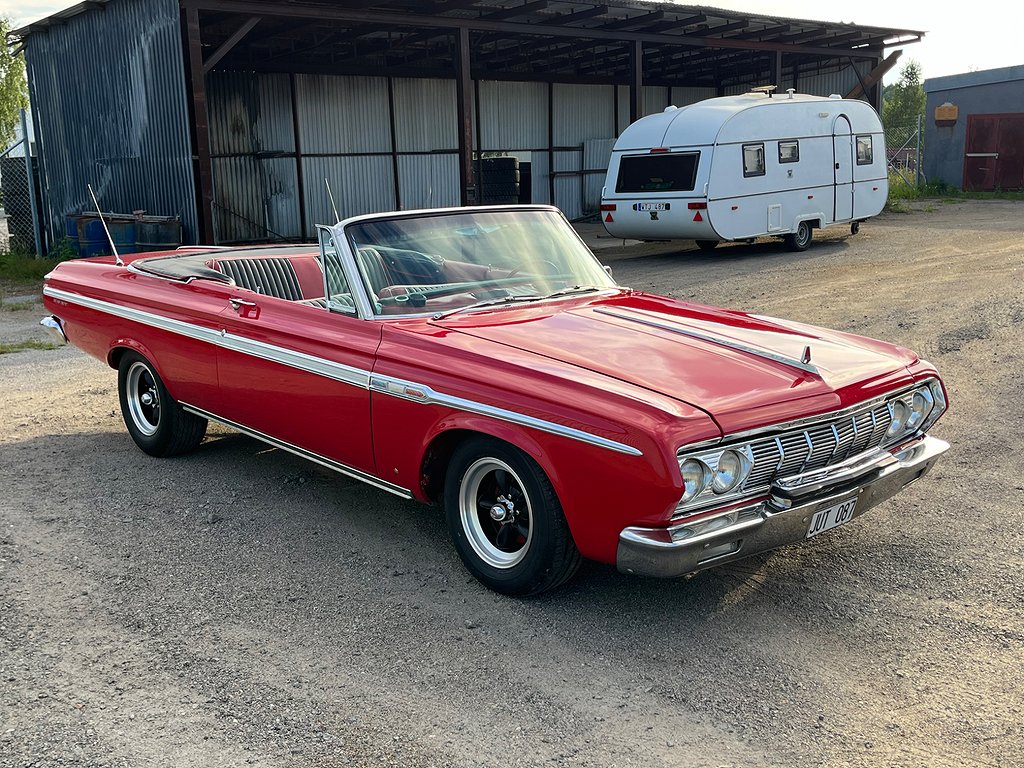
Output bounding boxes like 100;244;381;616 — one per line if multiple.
801;345;812;365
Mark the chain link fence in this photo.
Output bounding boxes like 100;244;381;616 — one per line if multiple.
884;115;924;188
0;110;43;256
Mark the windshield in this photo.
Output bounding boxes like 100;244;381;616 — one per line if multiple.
343;209;617;316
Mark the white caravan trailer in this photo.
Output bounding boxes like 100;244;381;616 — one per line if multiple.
600;91;888;251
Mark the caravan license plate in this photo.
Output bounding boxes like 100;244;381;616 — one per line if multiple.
634;202;670;212
806;496;858;539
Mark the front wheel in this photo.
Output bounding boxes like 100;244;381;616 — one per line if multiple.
851;221;861;235
784;220;813;252
444;437;581;595
118;352;207;457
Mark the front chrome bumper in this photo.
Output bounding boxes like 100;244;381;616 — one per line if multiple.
616;434;949;578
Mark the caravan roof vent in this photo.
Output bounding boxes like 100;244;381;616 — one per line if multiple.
786;88;796;99
664;105;678;112
829;93;842;99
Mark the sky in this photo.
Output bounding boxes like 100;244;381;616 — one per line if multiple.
3;0;1020;84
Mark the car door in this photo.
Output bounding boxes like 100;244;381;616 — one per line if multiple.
212;231;381;476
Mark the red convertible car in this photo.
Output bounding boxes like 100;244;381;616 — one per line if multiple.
41;205;948;595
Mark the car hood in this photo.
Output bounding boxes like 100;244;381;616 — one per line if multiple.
431;292;918;434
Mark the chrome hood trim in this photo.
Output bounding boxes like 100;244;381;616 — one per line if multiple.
594;306;820;375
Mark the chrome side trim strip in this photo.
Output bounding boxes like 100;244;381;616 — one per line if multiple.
594;306;820;375
44;286;371;389
46;286;641;457
369;375;643;457
180;402;414;500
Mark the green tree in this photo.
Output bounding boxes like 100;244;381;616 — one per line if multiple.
0;17;29;147
882;60;925;130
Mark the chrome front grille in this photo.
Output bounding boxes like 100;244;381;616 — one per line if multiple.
742;401;893;489
673;379;946;520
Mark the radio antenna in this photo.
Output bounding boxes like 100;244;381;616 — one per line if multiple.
87;184;124;267
325;178;340;223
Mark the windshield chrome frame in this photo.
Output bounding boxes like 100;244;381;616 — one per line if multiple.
329;205;618;322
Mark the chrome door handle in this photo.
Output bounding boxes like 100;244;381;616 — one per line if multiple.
229;297;257;311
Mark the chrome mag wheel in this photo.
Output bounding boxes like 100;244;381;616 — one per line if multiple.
458;457;534;569
125;360;161;436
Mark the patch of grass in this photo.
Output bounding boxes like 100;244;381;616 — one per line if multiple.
0;339;60;355
0;297;42;312
0;246;66;297
887;175;1024;209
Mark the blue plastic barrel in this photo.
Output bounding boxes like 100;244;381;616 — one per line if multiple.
64;215;81;256
77;215;136;257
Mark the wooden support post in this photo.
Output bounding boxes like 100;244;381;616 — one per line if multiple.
455;26;476;205
184;7;215;244
630;40;643;123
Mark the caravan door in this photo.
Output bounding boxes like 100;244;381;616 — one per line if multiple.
833;116;854;222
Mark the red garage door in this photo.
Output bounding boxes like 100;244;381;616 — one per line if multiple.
964;114;1024;191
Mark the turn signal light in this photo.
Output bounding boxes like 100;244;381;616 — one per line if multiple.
600;203;616;211
687;202;707;210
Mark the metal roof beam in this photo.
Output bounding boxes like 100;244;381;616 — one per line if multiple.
177;0;888;58
597;10;664;31
543;6;609;25
203;15;261;72
481;0;549;21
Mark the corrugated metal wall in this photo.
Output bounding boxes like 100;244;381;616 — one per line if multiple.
205;63;876;239
721;61;872;98
24;0;198;246
797;61;873;98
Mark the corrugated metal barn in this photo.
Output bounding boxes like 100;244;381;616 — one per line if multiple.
11;0;922;247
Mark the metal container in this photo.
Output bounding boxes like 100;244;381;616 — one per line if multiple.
135;216;182;252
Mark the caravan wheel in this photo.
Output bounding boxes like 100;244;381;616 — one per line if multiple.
785;221;813;252
851;222;861;235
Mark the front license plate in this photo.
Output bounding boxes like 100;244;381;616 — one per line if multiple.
634;202;670;212
806;496;858;539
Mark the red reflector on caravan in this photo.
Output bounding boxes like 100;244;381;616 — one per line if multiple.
693;211;703;222
600;203;616;211
604;213;614;223
650;147;670;153
687;202;707;210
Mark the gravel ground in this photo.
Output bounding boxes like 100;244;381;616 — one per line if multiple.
1;199;1022;767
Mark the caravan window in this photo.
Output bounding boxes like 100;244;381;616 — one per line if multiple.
779;140;800;163
615;152;700;193
856;135;874;165
742;143;766;177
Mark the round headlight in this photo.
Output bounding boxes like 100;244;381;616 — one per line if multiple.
679;459;712;503
712;449;751;494
887;399;909;437
905;388;934;431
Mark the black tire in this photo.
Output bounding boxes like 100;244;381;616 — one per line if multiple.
117;351;207;457
785;220;813;252
851;221;861;235
695;240;719;252
444;437;582;595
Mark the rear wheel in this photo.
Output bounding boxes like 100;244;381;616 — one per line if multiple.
695;240;719;252
118;352;207;457
851;221;861;235
785;220;813;252
444;437;581;595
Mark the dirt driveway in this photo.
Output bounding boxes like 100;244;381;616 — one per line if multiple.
1;200;1021;767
